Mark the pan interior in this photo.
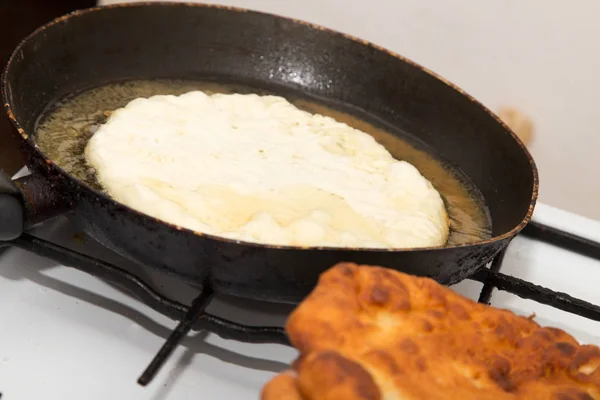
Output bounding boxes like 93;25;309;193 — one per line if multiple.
34;78;492;247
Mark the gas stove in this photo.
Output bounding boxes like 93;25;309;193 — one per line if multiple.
0;169;599;400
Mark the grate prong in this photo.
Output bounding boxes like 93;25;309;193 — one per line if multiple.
522;221;600;260
477;248;507;304
471;269;600;322
138;284;214;386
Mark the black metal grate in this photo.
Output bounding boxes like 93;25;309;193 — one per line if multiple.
1;220;600;385
474;221;600;321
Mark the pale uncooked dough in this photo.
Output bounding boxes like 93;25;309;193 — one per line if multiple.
85;91;449;248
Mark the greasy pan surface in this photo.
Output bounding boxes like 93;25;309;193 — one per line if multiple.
2;2;538;303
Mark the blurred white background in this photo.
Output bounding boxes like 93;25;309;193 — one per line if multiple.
100;0;600;221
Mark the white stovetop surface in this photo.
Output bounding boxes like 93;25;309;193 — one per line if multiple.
0;202;599;400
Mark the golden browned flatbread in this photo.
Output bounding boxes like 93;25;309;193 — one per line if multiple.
261;263;600;400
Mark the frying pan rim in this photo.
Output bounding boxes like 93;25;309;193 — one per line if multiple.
1;1;539;253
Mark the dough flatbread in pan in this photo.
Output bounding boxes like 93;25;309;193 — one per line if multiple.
84;92;449;249
262;263;600;400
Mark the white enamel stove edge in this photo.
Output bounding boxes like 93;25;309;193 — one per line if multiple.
0;174;599;399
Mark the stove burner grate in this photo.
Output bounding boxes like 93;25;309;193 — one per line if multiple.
1;221;599;386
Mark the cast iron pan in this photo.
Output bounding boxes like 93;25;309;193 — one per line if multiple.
1;2;538;303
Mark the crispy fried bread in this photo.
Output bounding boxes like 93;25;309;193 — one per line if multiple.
261;263;600;400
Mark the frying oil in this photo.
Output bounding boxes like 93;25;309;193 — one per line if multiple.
35;79;492;246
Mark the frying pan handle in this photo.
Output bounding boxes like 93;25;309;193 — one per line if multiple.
0;170;24;240
0;169;71;240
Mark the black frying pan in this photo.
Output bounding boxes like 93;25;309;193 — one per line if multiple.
1;2;538;303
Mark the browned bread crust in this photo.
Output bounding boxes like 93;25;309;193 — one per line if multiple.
261;263;600;400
